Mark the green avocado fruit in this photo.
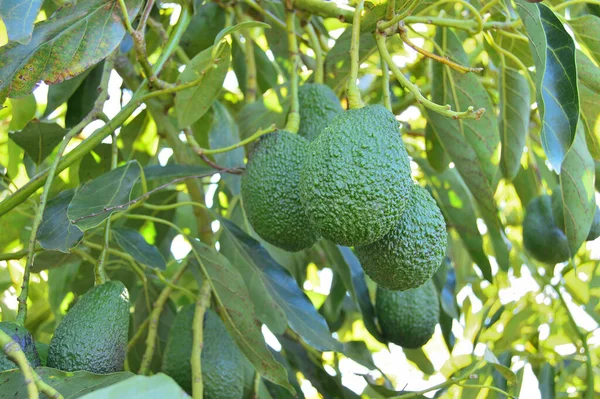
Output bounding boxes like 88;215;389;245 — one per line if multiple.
551;190;600;242
300;105;412;246
523;195;570;264
47;281;130;373
355;183;447;291
376;280;439;349
0;322;41;371
162;306;244;398
297;84;343;142
242;131;319;252
587;207;600;241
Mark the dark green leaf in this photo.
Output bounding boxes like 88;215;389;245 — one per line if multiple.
236;93;290;140
403;348;435;375
0;367;133;399
538;363;555;399
188;241;294;393
48;257;81;321
175;43;230;128
208;102;244;194
212;21;270;53
37;190;83;253
31;250;80;272
516;0;579;173
499;67;530;180
143;164;216;181
112;227;166;270
557;125;596;255
0;0;43;44
0;0;143;102
219;217;343;353
78;143;115;183
490;351;511;399
8;94;36;131
67;161;141;230
44;67;93;117
484;348;517;384
9;122;66;165
232;39;279;96
65;61;104;128
79;373;188;398
425;123;449;173
180;2;226;58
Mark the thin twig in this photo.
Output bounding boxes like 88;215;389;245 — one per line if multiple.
284;4;300;133
347;0;365;109
192;280;212;399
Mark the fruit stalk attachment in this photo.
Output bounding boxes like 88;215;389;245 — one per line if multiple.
285;3;301;133
347;0;365;109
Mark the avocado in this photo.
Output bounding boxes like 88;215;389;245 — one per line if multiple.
297;84;343;142
376;280;439;349
242;131;319;252
299;105;412;246
162;306;244;398
551;190;600;242
355;183;447;291
587;207;600;241
47;280;130;373
0;322;41;371
522;195;570;264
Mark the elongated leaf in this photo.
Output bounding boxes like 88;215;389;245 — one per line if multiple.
577;52;600;160
175;43;230;128
516;0;579;173
37;190;83;252
8;95;36;131
143;164;216;181
113;227;166;270
417;159;493;281
232;40;279;96
44;67;93;117
538;363;555;399
0;0;43;44
79;373;187;399
426;28;500;219
9;122;66;165
219;217;343;353
577;50;600;93
0;0;142;102
180;1;226;58
425;123;449;173
484;348;517;384
188;241;293;393
0;368;133;399
48;257;81;321
212;21;270;57
557;125;595;255
65;61;103;128
67;161;141;230
208;102;244;194
499;67;531;180
568;15;600;65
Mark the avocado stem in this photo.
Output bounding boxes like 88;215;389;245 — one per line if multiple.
284;8;301;133
305;22;324;84
347;0;365;109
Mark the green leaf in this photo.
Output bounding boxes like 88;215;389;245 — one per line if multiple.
65;61;103;128
425;123;449;173
31;250;80;272
67;161;141;230
8;94;36;131
577;51;600;160
537;363;555;399
78;143;114;183
37;190;83;252
0;367;134;399
568;15;600;65
44;67;93;117
236;93;289;140
79;373;188;399
188;241;294;394
112;227;166;270
403;348;435;375
48;257;81;321
577;50;600;93
0;0;43;44
499;67;531;180
232;39;279;96
516;0;579;173
180;2;226;58
143;164;216;181
175;43;231;128
417;159;492;281
218;217;343;353
9;122;66;164
426;28;500;220
212;21;270;58
484;348;517;384
0;0;143;102
557;125;596;255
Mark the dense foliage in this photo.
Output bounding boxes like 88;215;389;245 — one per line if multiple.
0;0;599;398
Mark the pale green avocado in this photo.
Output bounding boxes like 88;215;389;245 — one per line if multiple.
355;183;447;291
242;131;319;252
297;84;343;142
0;322;41;371
162;306;244;399
299;105;412;246
376;280;439;349
523;195;570;264
47;281;130;373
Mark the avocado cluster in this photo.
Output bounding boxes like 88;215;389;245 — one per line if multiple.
47;280;130;373
0;321;41;371
523;193;600;264
376;280;439;348
162;305;244;398
297;84;343;143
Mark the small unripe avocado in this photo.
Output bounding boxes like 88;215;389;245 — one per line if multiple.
242;131;319;252
376;280;439;349
0;322;41;371
355;183;447;291
47;281;130;373
551;190;600;242
522;195;570;264
587;207;600;241
300;105;412;246
162;306;244;399
297;84;343;142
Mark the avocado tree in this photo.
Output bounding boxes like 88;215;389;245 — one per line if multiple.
0;0;599;397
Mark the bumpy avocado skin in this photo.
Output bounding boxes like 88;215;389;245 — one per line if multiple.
523;195;570;264
242;131;319;252
162;306;244;398
355;184;447;291
0;322;41;371
47;281;130;373
297;84;343;142
300;105;412;246
376;280;439;349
